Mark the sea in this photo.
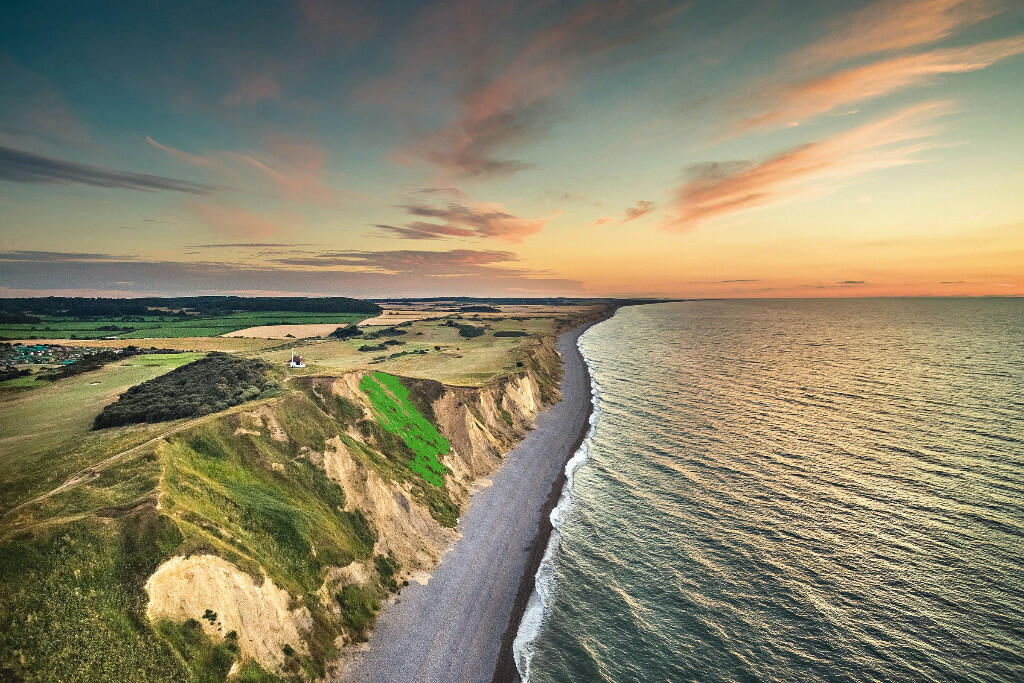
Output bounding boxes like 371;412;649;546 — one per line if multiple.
513;299;1024;683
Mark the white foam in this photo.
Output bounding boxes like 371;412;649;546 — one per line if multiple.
513;334;602;682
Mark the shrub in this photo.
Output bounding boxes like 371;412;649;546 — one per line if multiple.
335;584;380;640
329;325;362;339
494;330;528;337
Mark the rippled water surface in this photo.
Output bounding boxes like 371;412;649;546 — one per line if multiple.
519;299;1024;682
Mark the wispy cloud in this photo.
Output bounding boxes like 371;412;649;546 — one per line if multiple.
191;202;294;238
0;250;583;297
185;242;313;249
376;191;549;242
146;135;329;201
786;0;998;69
670;101;951;230
222;71;281;106
0;145;216;194
623;200;655;222
0;250;136;262
371;0;683;179
271;248;529;275
740;36;1024;131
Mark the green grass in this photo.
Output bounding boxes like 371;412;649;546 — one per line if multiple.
160;406;376;596
0;352;206;515
359;372;449;488
0;513;189;681
155;619;237;682
0;312;371;340
334;584;380;641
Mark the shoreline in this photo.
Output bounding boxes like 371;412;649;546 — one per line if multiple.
491;314;608;683
338;311;612;683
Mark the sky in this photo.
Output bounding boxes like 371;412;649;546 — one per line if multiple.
1;0;1022;299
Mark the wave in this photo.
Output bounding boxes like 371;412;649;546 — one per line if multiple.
513;334;602;682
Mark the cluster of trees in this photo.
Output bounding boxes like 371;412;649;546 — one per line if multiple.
443;320;485;338
358;339;404;352
364;326;407;339
0;366;30;381
0;296;381;318
93;352;275;429
457;305;500;312
0;311;42;324
329;325;363;339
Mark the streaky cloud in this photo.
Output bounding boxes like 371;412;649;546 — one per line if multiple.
786;0;998;69
0;145;216;194
670;101;951;230
741;36;1024;131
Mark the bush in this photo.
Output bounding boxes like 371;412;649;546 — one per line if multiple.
493;330;528;337
329;325;362;339
335;584;380;640
364;327;407;339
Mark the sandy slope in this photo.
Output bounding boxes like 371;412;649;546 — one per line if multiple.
338;321;598;683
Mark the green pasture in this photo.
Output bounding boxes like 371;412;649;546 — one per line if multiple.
0;311;371;340
0;352;205;515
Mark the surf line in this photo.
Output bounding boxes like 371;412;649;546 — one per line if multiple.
512;334;602;682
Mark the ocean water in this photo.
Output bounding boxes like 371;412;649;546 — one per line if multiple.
514;299;1024;683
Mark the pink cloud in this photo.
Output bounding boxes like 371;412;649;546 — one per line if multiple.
623;200;655;222
147;135;329;202
787;0;998;69
378;192;549;242
670;101;951;230
364;0;682;179
192;202;290;238
741;36;1024;131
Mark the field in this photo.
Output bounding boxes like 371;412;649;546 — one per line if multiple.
0;352;205;516
0;311;371;340
251;313;568;386
223;322;359;338
5;337;283;353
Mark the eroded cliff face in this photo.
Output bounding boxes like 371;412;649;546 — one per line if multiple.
144;335;563;675
318;334;561;576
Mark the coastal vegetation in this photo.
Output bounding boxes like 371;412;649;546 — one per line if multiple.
328;325;363;339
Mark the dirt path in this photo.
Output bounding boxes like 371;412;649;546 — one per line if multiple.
1;416;206;523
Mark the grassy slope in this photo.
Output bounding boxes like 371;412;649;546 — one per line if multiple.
0;353;206;515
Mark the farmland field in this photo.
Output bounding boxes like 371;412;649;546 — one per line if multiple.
0;311;371;340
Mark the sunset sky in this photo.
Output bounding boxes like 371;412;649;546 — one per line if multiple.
1;0;1022;298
